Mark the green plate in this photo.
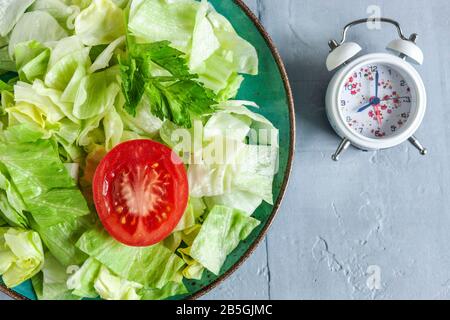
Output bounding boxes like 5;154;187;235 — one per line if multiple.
0;0;295;300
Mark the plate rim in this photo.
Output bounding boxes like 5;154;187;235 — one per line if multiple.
0;0;296;301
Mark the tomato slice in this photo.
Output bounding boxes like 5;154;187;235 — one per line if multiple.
93;140;189;247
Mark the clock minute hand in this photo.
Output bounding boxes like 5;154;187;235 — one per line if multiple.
374;70;379;98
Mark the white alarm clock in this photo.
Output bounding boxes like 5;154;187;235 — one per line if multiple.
325;18;427;161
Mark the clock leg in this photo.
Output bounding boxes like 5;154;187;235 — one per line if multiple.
332;138;351;161
408;136;427;156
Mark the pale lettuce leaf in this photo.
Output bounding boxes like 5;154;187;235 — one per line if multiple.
74;0;126;46
190;206;260;275
128;0;199;52
0;227;44;288
73;66;120;119
90;36;125;73
66;257;101;298
94;265;143;300
9;11;68;57
32;252;80;300
0;0;35;37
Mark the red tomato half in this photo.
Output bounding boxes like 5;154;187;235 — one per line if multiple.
93;140;189;247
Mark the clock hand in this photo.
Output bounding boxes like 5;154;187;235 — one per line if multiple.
357;102;373;113
374;71;379;98
381;96;409;102
374;104;383;127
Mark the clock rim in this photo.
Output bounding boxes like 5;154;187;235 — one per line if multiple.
326;53;427;151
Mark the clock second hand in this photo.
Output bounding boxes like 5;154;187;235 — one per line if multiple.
374;104;383;127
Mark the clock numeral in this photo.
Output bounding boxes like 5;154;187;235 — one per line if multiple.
391;126;397;132
346;116;352;122
388;69;392;75
341;100;346;107
400;80;407;87
359;128;364;134
402;96;411;103
370;66;378;72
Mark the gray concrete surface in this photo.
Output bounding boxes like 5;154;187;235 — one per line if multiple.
2;0;450;301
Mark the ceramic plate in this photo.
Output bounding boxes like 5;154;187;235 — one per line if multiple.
0;0;295;300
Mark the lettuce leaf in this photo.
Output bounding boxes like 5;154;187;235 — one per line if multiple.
0;0;35;37
189;0;220;71
76;227;185;289
9;11;68;57
74;0;126;46
66;257;101;298
90;36;125;73
15;41;51;83
0;227;44;288
190;206;260;275
0;139;90;227
94;265;143;300
29;0;77;29
30;216;91;267
73;66;120;119
32;252;80;300
204;190;263;216
0;47;17;72
128;0;199;52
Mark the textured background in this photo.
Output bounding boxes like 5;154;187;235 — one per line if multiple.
2;0;450;300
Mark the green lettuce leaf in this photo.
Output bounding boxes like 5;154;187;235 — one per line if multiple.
13;81;66;123
0;0;35;37
94;265;143;300
9;11;68;58
90;36;125;73
15;41;51;83
66;257;101;298
30;216;91;267
74;0;126;46
103;107;123;151
0;47;17;72
204;190;263;216
73;66;120;119
0;139;90;227
0;227;44;288
32;252;80;300
190;206;260;275
76;227;185;289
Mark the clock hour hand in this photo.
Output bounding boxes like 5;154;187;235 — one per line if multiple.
357;102;373;113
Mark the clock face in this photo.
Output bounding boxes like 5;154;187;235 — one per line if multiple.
338;63;414;139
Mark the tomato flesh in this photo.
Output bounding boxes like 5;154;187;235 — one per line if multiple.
93;140;189;247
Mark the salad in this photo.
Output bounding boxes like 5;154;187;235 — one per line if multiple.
0;0;279;300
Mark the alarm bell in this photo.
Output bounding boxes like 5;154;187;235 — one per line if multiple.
386;36;424;65
326;42;362;71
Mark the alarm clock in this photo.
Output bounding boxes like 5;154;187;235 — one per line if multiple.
325;18;427;161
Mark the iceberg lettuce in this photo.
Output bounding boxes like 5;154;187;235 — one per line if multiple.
76;227;186;289
9;11;68;57
74;0;126;46
94;265;143;300
32;252;80;300
0;227;44;288
189;206;260;275
0;0;35;37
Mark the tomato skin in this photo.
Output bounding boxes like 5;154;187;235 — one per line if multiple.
93;140;189;247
